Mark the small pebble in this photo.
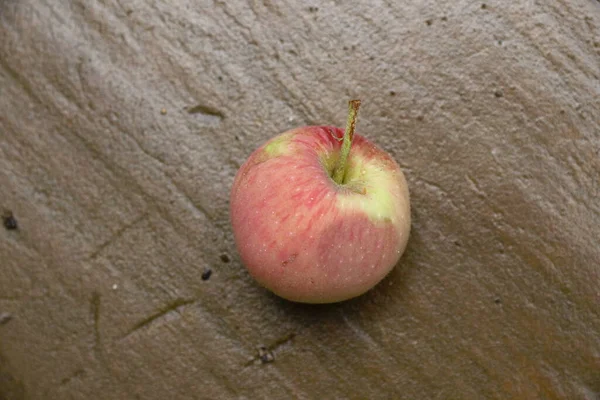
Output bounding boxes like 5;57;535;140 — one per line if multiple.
0;313;13;325
2;212;17;230
258;346;274;363
160;108;167;115
201;268;212;281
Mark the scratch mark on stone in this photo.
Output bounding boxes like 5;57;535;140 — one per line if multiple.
90;291;102;357
213;0;258;46
466;174;486;198
170;180;214;221
127;129;215;222
271;332;296;351
128;131;167;166
0;57;40;105
417;177;447;196
415;177;463;212
121;298;195;340
88;212;148;260
341;314;379;350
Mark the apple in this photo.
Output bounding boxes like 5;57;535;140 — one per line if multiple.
230;100;410;303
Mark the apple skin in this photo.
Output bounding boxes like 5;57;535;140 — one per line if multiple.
230;126;410;303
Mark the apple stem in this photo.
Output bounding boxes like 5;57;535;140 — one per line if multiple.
332;99;361;184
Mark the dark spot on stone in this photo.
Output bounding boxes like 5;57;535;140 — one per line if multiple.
3;211;17;231
416;115;425;122
308;6;318;12
559;109;566;114
126;9;133;16
441;16;448;21
454;241;461;247
497;40;503;45
258;346;274;364
220;253;230;263
425;19;433;26
369;56;375;61
343;46;349;51
481;3;487;9
217;76;223;81
60;369;85;386
0;313;12;325
494;298;501;305
494;90;504;98
389;90;396;96
235;135;240;141
201;268;212;281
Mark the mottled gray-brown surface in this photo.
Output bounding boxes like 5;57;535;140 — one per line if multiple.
1;1;599;399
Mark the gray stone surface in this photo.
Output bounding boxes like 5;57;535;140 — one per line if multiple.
1;0;599;399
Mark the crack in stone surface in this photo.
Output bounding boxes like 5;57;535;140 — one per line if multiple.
121;298;196;340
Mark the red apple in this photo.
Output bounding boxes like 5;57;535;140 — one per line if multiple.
230;101;410;303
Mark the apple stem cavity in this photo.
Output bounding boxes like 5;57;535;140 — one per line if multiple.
332;99;361;185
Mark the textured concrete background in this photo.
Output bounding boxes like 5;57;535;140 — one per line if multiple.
1;0;599;399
